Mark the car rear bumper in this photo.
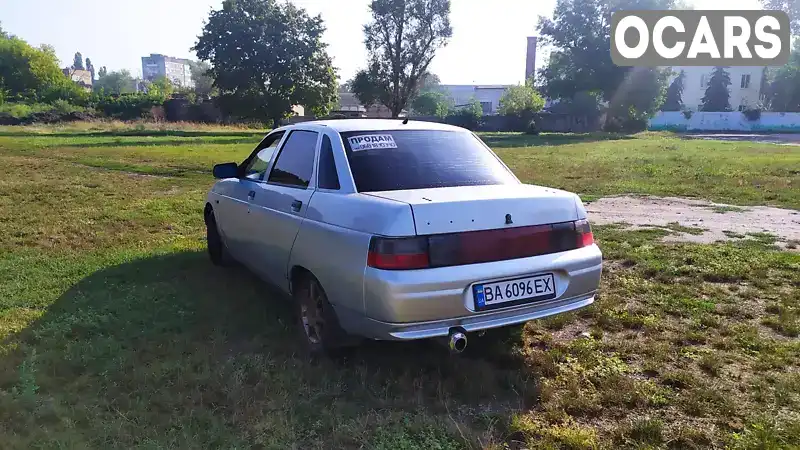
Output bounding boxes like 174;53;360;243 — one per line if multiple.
337;292;595;340
335;244;602;340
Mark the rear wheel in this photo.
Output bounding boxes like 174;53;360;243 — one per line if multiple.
293;275;351;355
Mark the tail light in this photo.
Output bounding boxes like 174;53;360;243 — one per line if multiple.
575;219;594;247
367;236;430;270
368;219;595;270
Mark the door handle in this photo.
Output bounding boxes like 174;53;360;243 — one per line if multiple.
291;200;302;212
247;190;256;201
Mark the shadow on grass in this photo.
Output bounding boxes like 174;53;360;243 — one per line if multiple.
0;250;532;447
481;132;635;148
0;130;264;138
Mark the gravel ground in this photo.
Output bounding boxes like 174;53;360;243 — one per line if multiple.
586;195;800;250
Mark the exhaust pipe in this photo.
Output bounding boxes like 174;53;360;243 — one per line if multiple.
448;329;468;353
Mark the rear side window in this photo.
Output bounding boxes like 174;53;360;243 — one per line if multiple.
267;130;318;188
341;130;517;192
318;135;340;190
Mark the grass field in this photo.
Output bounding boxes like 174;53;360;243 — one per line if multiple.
1;123;799;449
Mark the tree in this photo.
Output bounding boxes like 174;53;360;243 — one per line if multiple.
764;41;800;111
147;76;174;99
498;82;545;116
445;98;482;130
352;0;453;117
193;0;338;123
73;52;84;70
761;0;800;34
93;69;135;95
417;72;441;93
98;66;107;78
410;90;451;117
607;67;670;123
188;60;215;98
701;67;732;112
538;0;676;102
0;34;76;100
0;21;8;39
548;91;603;116
662;70;685;111
338;78;353;93
85;58;95;81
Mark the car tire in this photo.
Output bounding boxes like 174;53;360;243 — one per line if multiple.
205;209;232;266
292;275;353;356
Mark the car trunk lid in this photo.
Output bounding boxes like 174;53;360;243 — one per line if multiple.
365;184;579;235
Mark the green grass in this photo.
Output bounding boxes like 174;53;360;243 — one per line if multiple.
663;222;707;235
0;124;799;448
709;205;748;214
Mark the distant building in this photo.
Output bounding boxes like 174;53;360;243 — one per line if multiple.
332;93;402;118
141;54;194;88
62;68;92;91
671;66;765;112
440;85;511;115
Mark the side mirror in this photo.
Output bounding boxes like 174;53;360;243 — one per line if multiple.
213;162;239;179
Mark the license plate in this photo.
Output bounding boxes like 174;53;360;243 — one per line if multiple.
473;273;556;311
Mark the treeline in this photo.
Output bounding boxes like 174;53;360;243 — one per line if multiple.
0;26;182;124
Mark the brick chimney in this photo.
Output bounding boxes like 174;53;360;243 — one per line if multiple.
525;36;538;83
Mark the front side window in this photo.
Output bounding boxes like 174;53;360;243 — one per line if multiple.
242;131;284;180
267;130;318;188
341;130;517;192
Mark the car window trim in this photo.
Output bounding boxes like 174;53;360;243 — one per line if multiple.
316;134;341;191
239;130;286;179
265;129;320;190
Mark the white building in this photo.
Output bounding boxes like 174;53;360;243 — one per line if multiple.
672;66;765;112
439;85;511;115
141;54;194;88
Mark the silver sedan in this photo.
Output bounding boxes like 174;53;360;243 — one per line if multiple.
205;120;602;354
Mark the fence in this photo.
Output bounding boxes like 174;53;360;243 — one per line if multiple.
283;113;601;133
649;111;800;132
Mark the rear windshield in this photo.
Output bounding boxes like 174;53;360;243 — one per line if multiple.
340;130;518;192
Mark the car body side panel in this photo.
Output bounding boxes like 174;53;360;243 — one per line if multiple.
207;178;253;260
289;192;372;314
248;183;316;291
289;190;417;314
306;192;418;237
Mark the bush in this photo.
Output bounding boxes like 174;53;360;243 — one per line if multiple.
525;117;540;135
604;114;649;133
97;93;165;120
0;102;49;119
445;99;483;130
742;107;762;121
0;101;93;125
498;83;545;117
682;109;694;120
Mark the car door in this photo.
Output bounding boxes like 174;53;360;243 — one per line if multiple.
245;129;320;290
214;131;285;261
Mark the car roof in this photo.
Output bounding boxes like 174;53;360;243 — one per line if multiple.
287;119;467;133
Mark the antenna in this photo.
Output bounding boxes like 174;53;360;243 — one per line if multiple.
402;117;409;124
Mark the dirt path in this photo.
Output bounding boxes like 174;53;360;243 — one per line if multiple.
586;195;800;250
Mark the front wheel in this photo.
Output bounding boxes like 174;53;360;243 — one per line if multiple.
205;210;231;266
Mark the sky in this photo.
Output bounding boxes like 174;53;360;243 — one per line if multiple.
0;0;763;86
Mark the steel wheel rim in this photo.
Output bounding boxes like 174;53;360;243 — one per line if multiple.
300;283;325;345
